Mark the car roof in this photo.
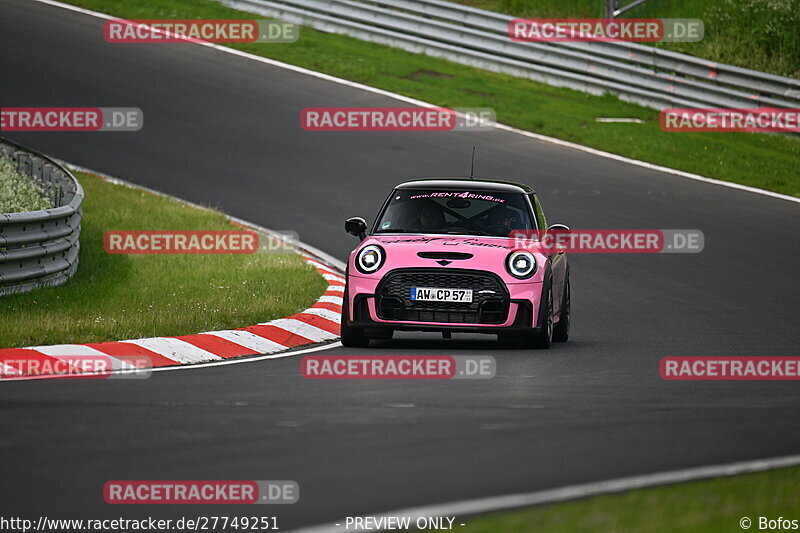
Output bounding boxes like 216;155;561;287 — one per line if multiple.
395;178;535;194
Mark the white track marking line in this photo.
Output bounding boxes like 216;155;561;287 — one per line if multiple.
203;330;287;354
300;308;342;323
126;338;223;364
287;454;800;533
267;319;337;342
31;0;800;205
326;286;345;293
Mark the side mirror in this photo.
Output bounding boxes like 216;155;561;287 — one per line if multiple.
546;224;570;254
345;217;368;240
547;223;571;233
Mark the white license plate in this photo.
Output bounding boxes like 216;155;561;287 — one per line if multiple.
409;287;473;303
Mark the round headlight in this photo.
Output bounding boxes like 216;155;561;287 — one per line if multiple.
356;245;385;274
506;250;536;279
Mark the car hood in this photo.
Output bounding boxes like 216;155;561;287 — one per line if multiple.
347;234;546;284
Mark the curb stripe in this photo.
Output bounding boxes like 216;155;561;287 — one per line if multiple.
19;346;98;373
241;324;317;347
86;342;181;368
175;334;256;359
29;344;108;356
311;301;344;313
301;308;342;323
0;349;72;376
204;330;288;354
126;338;224;364
291;313;341;335
269;318;338;342
29;344;139;371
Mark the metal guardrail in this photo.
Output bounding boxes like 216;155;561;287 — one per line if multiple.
0;138;83;296
223;0;800;110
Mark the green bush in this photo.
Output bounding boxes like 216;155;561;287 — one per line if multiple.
705;0;800;78
0;158;53;213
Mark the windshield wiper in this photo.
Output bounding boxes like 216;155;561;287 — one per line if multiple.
444;230;490;236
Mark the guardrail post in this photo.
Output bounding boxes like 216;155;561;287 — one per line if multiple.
604;0;618;19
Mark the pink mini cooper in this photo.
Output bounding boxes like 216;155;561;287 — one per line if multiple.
341;179;570;348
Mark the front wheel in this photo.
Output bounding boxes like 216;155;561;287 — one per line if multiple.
531;284;553;349
340;288;369;348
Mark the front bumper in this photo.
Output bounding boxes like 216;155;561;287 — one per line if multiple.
347;268;543;333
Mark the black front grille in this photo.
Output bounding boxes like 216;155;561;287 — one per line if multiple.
416;252;473;260
377;268;508;324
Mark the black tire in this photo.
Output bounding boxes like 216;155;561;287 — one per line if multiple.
531;282;553;349
340;285;369;348
553;275;570;342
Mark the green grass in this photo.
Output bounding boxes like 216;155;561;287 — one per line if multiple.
440;465;800;533
62;0;800;197
0;158;53;213
452;0;800;78
0;171;327;348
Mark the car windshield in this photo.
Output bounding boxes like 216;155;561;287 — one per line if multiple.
374;188;534;237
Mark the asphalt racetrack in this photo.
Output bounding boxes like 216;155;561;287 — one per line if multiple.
1;0;799;529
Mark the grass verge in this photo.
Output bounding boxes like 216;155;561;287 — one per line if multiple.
63;0;799;197
453;0;800;78
439;465;800;533
0;158;53;213
0;171;327;348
